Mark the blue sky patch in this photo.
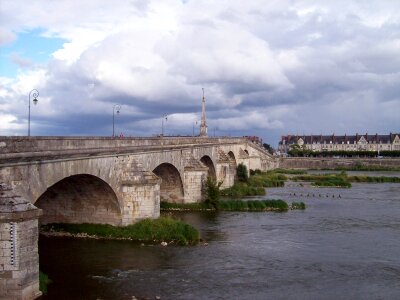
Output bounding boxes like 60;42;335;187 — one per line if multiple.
0;29;65;77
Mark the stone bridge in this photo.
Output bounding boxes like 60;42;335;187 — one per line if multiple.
0;136;276;300
0;136;275;226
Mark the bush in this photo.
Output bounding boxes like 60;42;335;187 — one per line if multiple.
291;202;306;210
204;176;223;209
220;182;266;197
250;169;262;176
237;163;249;182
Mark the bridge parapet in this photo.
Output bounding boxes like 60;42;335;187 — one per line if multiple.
0;136;254;166
0;136;245;154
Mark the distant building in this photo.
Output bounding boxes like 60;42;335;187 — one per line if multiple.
244;136;263;146
279;133;400;153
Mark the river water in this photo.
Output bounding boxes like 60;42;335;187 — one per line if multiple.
39;181;400;300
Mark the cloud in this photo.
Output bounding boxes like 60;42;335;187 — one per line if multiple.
10;53;33;68
0;28;16;45
0;0;399;145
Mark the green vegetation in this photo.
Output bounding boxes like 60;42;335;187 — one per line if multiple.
221;169;290;198
217;199;288;211
262;143;274;155
161;199;292;212
160;201;209;210
249;172;286;187
220;182;266;197
292;173;352;188
291;171;400;187
348;176;400;183
291;202;306;210
267;168;307;175
39;271;51;295
237;163;249;182
288;149;400;158
204;176;223;209
41;217;200;245
331;165;400;172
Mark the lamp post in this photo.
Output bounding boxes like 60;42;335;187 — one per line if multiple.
161;114;168;136
28;89;39;137
192;120;198;136
113;104;121;137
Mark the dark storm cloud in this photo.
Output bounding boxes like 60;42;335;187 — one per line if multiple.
1;0;399;144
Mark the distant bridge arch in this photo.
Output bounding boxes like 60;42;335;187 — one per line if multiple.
228;151;237;167
200;155;216;179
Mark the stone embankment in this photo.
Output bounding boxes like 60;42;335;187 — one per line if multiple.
278;157;400;169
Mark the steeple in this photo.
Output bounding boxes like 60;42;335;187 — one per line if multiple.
199;88;208;137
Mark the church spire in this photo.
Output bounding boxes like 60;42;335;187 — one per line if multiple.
200;88;208;137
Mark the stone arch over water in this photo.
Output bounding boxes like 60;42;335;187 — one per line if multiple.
153;163;184;203
35;174;122;225
200;155;216;179
228;151;237;167
227;151;238;181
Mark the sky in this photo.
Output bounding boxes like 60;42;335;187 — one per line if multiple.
0;0;399;145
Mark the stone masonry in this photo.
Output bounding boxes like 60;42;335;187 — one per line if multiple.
0;136;274;300
0;184;42;300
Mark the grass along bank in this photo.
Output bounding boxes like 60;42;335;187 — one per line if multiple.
220;167;287;198
291;172;400;187
347;175;400;183
261;168;307;175
161;199;305;212
329;165;400;172
40;217;200;245
292;173;351;188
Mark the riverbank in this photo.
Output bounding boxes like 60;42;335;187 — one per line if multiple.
290;172;400;188
220;170;287;197
40;217;200;245
278;157;400;171
161;199;305;212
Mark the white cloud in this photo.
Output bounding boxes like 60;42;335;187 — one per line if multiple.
0;0;399;142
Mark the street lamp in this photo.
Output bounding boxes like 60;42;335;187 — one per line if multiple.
28;89;39;137
113;104;121;137
161;114;168;136
193;120;198;136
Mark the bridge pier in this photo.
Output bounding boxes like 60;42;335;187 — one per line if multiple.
119;165;161;225
183;167;208;203
0;184;42;300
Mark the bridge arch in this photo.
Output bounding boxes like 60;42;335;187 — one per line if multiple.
35;174;122;225
228;151;237;167
153;163;184;203
200;155;216;179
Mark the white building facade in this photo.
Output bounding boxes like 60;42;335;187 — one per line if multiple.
279;133;400;153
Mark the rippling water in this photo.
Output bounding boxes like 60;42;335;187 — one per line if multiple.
40;182;400;300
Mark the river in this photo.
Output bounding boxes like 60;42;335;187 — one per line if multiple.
39;180;400;299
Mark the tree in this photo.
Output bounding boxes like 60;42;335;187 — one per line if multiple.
205;177;223;209
262;143;274;154
237;163;249;182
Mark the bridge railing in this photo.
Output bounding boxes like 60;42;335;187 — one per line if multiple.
0;136;245;153
0;136;249;165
